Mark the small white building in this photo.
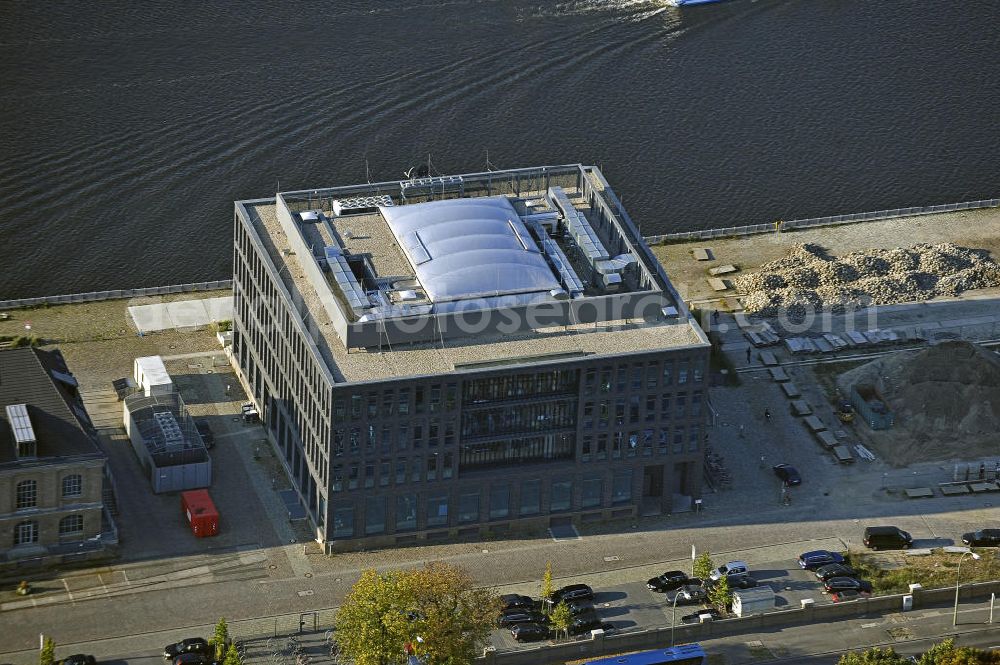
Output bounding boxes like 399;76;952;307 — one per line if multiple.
133;356;173;397
732;586;776;617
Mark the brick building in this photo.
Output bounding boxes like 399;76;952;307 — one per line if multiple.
232;164;710;551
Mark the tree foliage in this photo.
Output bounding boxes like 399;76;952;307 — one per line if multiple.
213;617;230;660
336;563;501;665
707;575;730;612
917;638;1000;665
222;644;242;665
549;601;573;641
541;561;554;602
39;637;56;665
693;552;714;581
837;646;909;665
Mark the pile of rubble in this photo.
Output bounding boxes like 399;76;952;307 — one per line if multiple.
736;242;1000;317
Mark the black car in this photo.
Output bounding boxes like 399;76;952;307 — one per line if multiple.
551;583;594;604
500;593;535;611
815;563;856;582
706;574;757;590
646;570;690;593
824;577;873;594
773;464;801;486
195;419;215;449
58;656;96;665
863;526;912;550
681;608;723;623
798;550;845;570
566;599;595;615
164;639;210;660
498;609;548;627
666;584;708;605
962;529;1000;547
510;622;549;643
173;655;212;665
568;609;603;635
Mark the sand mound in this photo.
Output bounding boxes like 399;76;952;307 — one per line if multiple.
837;341;1000;463
736;242;1000;316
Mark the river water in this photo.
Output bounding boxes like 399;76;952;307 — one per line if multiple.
1;0;997;297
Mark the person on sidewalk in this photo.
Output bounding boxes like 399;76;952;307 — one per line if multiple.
746;347;752;364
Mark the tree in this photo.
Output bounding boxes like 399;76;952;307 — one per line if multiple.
837;646;909;665
213;617;230;660
541;561;554;605
918;638;1000;665
549;602;573;641
222;644;242;665
404;562;501;665
336;569;415;665
39;637;56;665
336;563;500;665
693;552;714;581
707;575;730;612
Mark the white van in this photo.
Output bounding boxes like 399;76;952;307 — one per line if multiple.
709;560;750;581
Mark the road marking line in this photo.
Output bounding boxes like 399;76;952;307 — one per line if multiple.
122;569;131;585
61;578;75;604
97;572;109;595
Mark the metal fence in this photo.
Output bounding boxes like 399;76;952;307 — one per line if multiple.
644;198;1000;244
0;280;233;310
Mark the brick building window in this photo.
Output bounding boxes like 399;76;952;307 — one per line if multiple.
16;480;37;509
14;520;38;546
59;514;84;536
62;474;83;498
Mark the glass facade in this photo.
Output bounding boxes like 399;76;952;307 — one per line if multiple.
489;484;510;519
551;480;572;512
520;479;541;516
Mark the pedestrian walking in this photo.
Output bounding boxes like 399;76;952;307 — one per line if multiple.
739;424;745;439
225;383;232;396
979;463;986;480
746;347;752;364
764;408;771;421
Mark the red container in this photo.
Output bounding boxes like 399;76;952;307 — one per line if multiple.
181;489;219;537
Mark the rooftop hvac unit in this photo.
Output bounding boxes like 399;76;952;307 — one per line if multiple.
154;411;185;452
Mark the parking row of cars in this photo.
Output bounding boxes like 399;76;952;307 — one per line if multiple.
500;584;617;642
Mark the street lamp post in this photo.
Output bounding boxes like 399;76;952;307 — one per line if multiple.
670;590;683;647
952;551;981;626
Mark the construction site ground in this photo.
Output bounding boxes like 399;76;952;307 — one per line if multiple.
652;206;1000;306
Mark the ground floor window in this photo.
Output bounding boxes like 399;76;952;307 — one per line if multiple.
14;521;38;546
365;497;386;535
396;494;417;531
520;480;540;516
489;484;509;519
551;480;572;512
612;470;633;504
426;494;448;527
59;514;84;537
333;506;354;538
458;492;479;523
581;478;602;508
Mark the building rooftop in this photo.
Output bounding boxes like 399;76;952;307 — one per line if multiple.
237;164;708;386
0;348;103;466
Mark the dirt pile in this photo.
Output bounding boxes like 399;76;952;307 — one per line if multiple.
736;242;1000;316
837;341;1000;463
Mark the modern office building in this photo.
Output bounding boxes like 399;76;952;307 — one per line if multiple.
0;347;112;569
232;164;710;551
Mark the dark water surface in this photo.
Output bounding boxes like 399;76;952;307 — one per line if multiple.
1;0;997;297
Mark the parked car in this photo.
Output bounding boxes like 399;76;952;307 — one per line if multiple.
824;577;873;594
707;574;757;590
173;655;212;665
510;622;549;642
681;608;723;623
830;589;870;602
498;609;548;627
666;584;708;605
815;563;857;582
500;593;535;611
566;599;595;615
798;550;845;570
709;561;749;581
551;583;594;604
863;526;912;550
962;529;1000;547
194;419;215;448
57;656;96;665
164;639;210;660
568;609;603;635
773;464;801;486
646;570;691;593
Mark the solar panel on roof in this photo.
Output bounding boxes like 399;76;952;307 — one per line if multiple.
5;404;35;444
